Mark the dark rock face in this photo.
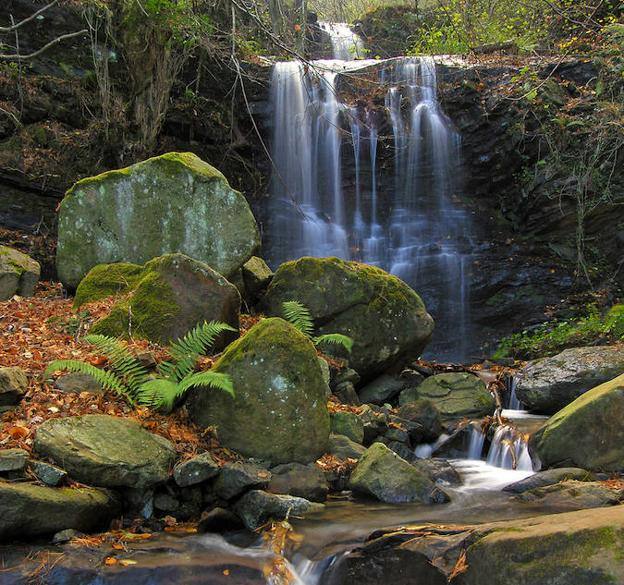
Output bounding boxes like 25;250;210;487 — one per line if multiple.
268;463;329;502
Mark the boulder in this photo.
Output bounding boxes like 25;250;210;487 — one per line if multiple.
516;346;624;414
328;434;367;460
34;414;176;488
0;246;40;300
397;399;443;441
53;372;104;395
242;256;273;299
358;374;408;405
268;463;329;502
0;449;28;473
173;452;220;488
57;152;260;288
348;442;448;504
400;372;494;419
81;254;240;346
187;318;330;464
214;461;271;500
530;374;624;471
233;490;324;531
503;468;595;493
0;367;28;409
262;257;434;381
0;481;120;540
330;411;364;444
514;480;624;510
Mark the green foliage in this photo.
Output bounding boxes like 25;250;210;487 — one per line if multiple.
494;305;624;360
44;360;128;397
281;300;353;353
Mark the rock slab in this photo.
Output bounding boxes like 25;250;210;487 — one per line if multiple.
0;246;40;300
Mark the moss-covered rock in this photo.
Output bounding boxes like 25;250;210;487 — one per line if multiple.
530;374;624;472
262;257;434;381
331;411;364;444
57;152;260;288
242;256;273;300
80;253;240;345
0;245;40;300
186;318;330;464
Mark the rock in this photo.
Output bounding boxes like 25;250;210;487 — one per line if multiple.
57;152;260;288
318;358;331;388
514;480;624;510
53;372;104;395
233;490;324;531
379;439;414;461
242;256;273;299
0;449;28;472
358;374;407;405
383;428;409;444
268;463;329;502
81;253;240;346
262;257;434;381
34;414;177;488
0;367;28;408
0;246;40;300
0;481;120;540
400;372;495;419
52;528;83;544
30;460;67;486
187;318;330;464
173;452;220;488
330;412;364;444
397;399;443;441
412;458;461;486
198;507;244;533
530;374;624;471
334;381;361;405
503;468;595;494
214;461;271;501
516;346;624;414
328;434;367;460
348;443;448;504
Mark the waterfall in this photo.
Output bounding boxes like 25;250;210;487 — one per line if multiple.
318;22;364;60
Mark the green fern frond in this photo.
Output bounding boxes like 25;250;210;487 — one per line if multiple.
135;379;179;411
45;360;129;398
314;333;353;353
84;334;149;395
281;301;314;337
178;371;234;397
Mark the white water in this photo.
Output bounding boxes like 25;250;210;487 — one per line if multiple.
318;22;365;60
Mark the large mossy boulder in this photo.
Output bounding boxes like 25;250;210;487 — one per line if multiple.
0;246;40;300
400;372;494;419
262;257;434;381
530;374;624;472
57;152;260;288
78;253;240;345
516;346;624;414
34;414;177;488
0;481;120;541
187;318;330;464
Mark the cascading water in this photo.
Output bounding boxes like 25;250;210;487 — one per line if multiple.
318;22;365;60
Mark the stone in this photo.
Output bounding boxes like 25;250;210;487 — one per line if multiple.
328;434;367;460
330;411;364;444
334;381;361;405
56;152;260;288
0;481;120;540
530;374;624;471
53;372;104;395
383;428;409;444
503;468;595;494
233;490;324;531
400;372;495;419
198;507;244;533
262;257;434;381
30;460;67;486
81;253;240;346
358;374;407;405
516;346;624;414
214;461;271;501
187;318;330;464
0;449;28;472
241;256;273;299
34;414;176;488
348;443;448;504
173;452;220;488
0;246;40;300
397;399;443;441
52;528;83;544
0;367;28;408
514;480;624;510
268;463;329;502
412;458;461;486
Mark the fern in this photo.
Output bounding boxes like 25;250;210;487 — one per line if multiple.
45;360;130;399
281;301;314;337
315;333;353;353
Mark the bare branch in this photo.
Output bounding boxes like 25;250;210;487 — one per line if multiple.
0;0;59;34
0;29;87;62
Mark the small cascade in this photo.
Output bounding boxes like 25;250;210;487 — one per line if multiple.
466;423;485;459
318;22;364;60
486;424;533;471
507;376;524;411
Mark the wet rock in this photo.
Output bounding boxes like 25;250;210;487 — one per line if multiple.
331;412;364;444
516;346;624;414
233;490;324;531
358;374;407;405
52;528;84;544
334;381;361;405
153;486;203;520
53;372;104;395
412;458;461;486
214;461;271;501
262;257;434;381
349;443;448;504
378;439;414;462
0;449;29;472
0;481;120;540
514;480;624;510
242;256;273;299
173;452;220;488
198;507;244;533
0;245;40;300
30;460;67;486
56;152;260;288
268;462;329;502
0;366;28;408
503;468;595;493
383;428;409;444
328;434;367;460
187;318;330;464
397;399;443;441
34;414;176;488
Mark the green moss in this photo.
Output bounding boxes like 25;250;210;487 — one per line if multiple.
74;262;143;308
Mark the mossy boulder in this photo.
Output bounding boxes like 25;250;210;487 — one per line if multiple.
34;414;177;488
330;411;364;444
262;257;434;381
57;152;260;288
516;346;624;414
0;246;40;300
530;374;624;472
187;318;330;464
242;256;273;300
0;481;120;541
400;372;494;419
79;253;240;345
